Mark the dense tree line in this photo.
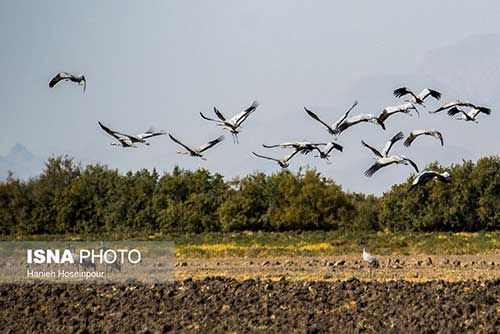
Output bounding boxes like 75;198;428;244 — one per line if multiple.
0;156;499;236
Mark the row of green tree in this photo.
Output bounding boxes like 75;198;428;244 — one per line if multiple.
1;156;499;235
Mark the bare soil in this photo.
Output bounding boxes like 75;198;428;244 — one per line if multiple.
0;278;498;333
1;255;499;333
175;254;500;282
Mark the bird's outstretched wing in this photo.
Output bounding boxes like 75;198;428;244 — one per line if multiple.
327;141;343;153
252;151;280;163
393;87;418;100
418;88;441;101
304;107;334;133
213;107;227;121
477;107;492;115
361;140;383;158
49;72;72;88
382;131;404;156
432;131;444;146
447;107;465;116
168;134;196;154
233;101;259;127
98;121;122;141
404;158;419;173
283;148;301;162
403;132;418;147
364;161;388;177
243;100;259;114
432;100;475;113
115;131;145;143
332;100;358;129
262;144;281;148
196;135;225;152
200;112;224;123
139;130;167;140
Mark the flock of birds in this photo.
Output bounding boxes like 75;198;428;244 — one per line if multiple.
48;71;493;275
49;72;491;194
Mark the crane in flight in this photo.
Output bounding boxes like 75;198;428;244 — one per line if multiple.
377;102;419;129
200;101;259;143
430;100;485;114
403;130;444;147
393;87;441;106
262;141;342;155
304;101;358;135
361;131;404;158
409;170;451;191
252;150;301;168
169;134;224;160
98;121;148;148
49;72;86;92
447;106;491;123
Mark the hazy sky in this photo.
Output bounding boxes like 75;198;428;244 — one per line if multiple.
2;1;500;194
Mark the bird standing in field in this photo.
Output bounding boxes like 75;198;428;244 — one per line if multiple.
360;241;379;278
169;134;224;160
393;87;441;106
49;72;86;92
447;106;491;123
408;170;451;191
403;130;444;147
304;101;358;135
200;101;258;143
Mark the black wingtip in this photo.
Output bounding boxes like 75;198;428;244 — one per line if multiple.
393;87;407;98
479;107;491;115
377;119;386;130
447;107;460;116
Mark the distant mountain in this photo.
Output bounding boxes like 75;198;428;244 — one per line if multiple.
0;143;45;180
417;34;500;105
